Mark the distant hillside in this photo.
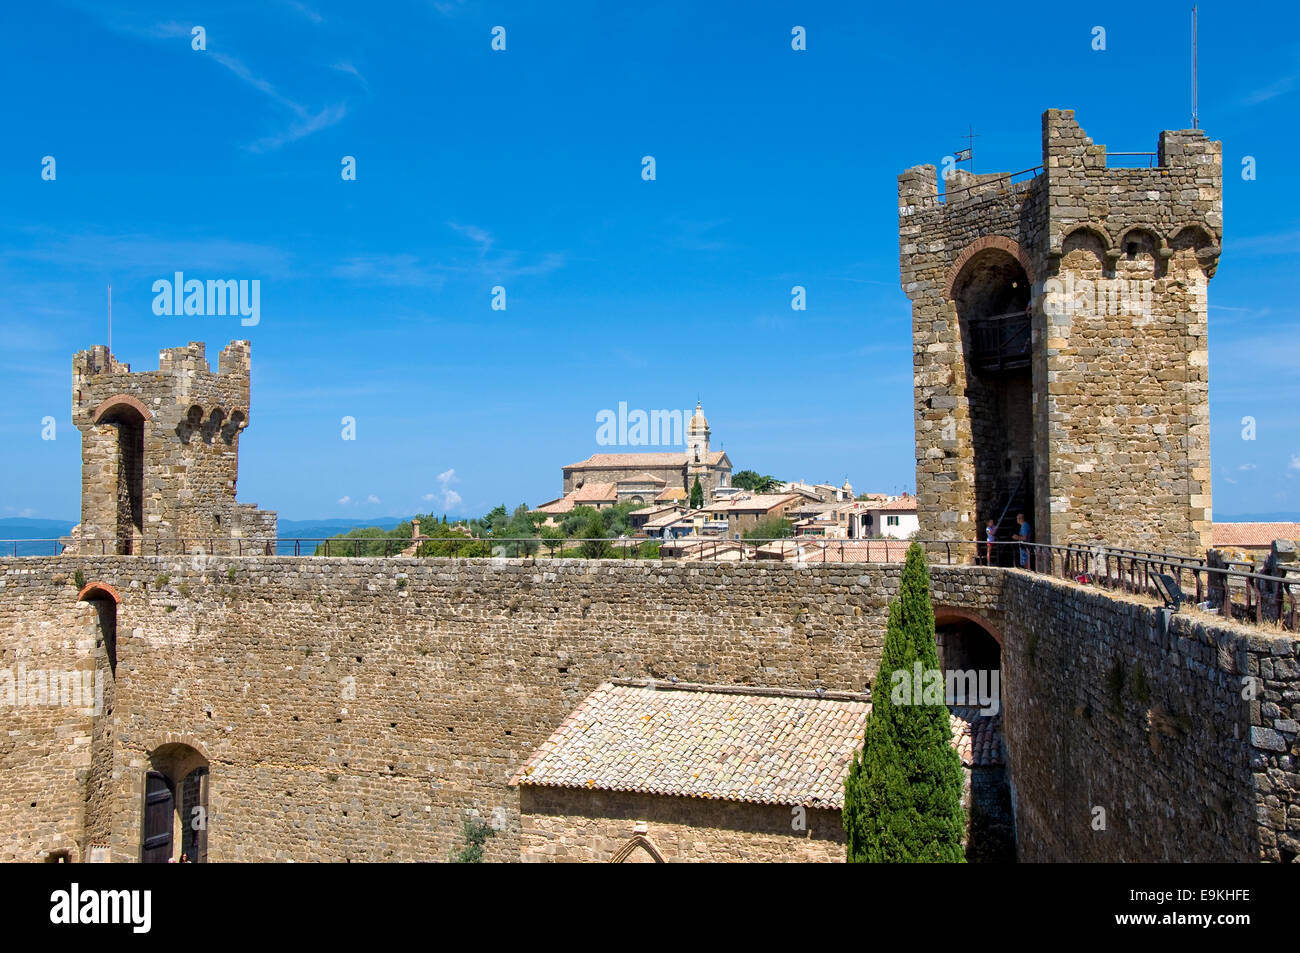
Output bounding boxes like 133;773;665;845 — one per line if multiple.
277;517;406;538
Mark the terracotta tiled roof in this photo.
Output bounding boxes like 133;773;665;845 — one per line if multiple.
512;681;1002;807
949;708;1003;767
534;494;576;514
870;496;918;512
563;451;728;470
703;493;799;514
510;680;870;808
572;481;618;503
756;539;910;562
1212;522;1300;548
655;487;688;502
628;504;678;517
619;471;667;485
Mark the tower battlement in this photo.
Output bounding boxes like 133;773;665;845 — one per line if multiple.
900;110;1221;557
70;340;275;554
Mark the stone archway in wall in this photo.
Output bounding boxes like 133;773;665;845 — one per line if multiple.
932;606;1015;863
948;240;1036;559
141;739;210;863
91;396;151;555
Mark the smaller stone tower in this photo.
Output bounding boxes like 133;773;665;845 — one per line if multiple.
71;340;277;554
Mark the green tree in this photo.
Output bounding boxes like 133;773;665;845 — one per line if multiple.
843;542;965;863
732;469;782;492
743;516;793;540
690;476;704;509
578;515;612;559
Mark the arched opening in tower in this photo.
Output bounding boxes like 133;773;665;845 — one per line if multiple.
935;614;1014;862
98;404;146;555
954;249;1034;561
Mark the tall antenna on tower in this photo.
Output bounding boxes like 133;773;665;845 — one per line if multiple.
1191;5;1199;129
107;284;112;354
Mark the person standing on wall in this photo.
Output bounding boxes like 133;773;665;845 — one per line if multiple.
1012;512;1032;568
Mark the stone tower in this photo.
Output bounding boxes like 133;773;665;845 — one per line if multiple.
71;340;277;554
899;109;1221;557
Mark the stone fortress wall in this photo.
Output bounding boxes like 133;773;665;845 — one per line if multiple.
1;556;1294;863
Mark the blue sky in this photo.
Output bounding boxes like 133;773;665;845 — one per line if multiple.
1;0;1297;522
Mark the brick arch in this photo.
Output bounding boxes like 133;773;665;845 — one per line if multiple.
92;393;152;423
77;580;121;604
944;235;1035;298
933;605;1003;647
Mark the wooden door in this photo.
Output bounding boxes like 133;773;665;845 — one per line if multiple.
141;771;174;863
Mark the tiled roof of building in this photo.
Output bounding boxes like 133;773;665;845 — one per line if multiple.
870;495;918;512
572;481;618;503
511;681;1006;807
619;471;667;485
563;451;728;470
628;504;678;517
703;492;799;514
510;680;870;809
948;708;1003;767
1212;522;1300;548
755;538;910;562
655;487;688;502
534;495;576;514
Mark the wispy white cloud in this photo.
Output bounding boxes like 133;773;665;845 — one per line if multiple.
281;0;324;24
450;223;494;256
332;254;450;289
338;495;352;504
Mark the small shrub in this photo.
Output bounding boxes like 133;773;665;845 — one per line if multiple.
451;814;496;863
1106;659;1125;713
177;582;191;599
154;573;170;589
73;569;86;589
226;567;237;583
1131;663;1150;705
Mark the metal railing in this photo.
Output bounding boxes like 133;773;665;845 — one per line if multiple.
976;540;1299;632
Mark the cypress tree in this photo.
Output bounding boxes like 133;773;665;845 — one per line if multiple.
843;541;965;862
689;476;704;509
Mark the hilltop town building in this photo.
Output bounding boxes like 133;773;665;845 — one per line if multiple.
550;403;732;509
900;109;1220;556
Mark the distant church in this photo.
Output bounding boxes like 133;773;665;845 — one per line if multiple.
542;403;732;513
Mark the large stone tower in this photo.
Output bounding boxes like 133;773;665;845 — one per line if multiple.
899;109;1221;557
71;340;277;554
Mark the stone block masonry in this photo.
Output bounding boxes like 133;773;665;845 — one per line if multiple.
1;556;1293;862
1000;570;1299;862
